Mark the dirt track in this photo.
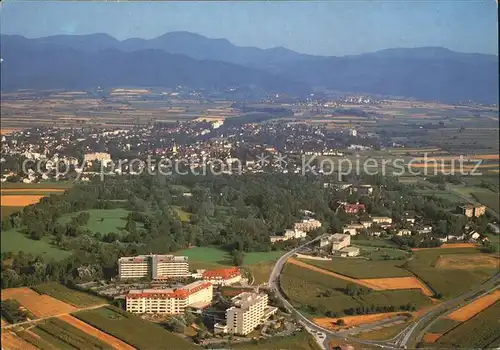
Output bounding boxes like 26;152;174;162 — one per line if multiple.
445;290;500;322
58;314;135;350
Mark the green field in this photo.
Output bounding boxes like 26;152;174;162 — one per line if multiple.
299;257;411;279
32;282;106;307
1;206;23;218
351;239;400;249
427;318;461;334
280;263;431;317
405;248;497;299
30;318;112;350
74;306;198;349
172;205;192;222
435;302;500;348
472;191;500;213
356;321;409;341
1;228;72;261
176;246;283;266
58;208;139;236
231;331;322;350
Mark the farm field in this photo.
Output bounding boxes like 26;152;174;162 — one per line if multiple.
1;228;72;261
355;321;409;341
280;263;432;317
1;330;38;350
298;257;411;279
435;254;499;270
58;208;139;236
405;248;498;299
245;261;274;285
313;312;403;331
358;277;433;296
410;243;478;251
1;287;76;318
472;191;500;213
1;195;46;206
445;290;500;322
29;317;113;349
293;258;433;296
176;246;283;266
231;331;322;350
73;306;198;350
58;314;135;350
172;205;192;222
1;205;24;218
32;282;106;308
433;301;500;348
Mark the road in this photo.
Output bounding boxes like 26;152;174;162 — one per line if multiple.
268;234;500;349
267;235;392;349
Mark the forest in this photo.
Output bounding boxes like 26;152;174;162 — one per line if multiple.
1;172;490;289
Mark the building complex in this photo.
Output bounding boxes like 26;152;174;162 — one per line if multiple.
118;254;189;280
125;281;213;314
214;292;277;335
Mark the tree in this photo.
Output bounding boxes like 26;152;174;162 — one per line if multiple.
231;249;245;266
336;319;345;326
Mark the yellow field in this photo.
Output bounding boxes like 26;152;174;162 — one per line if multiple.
0;128;23;135
1;287;77;318
422;333;442;343
1;331;38;350
445;290;500;322
360;277;434;296
412;243;479;251
1;195;45;206
313;312;402;330
1;189;65;193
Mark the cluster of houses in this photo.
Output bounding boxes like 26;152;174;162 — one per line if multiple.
270;216;322;243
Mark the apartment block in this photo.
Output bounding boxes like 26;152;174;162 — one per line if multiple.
458;204;486;218
215;292;276;335
125;281;213;314
293;218;322;232
202;268;242;286
331;233;351;252
118;254;189;280
372;216;393;224
343;223;364;236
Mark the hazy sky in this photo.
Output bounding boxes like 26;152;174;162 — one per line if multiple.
1;1;498;56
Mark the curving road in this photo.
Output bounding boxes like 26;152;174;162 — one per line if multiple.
267;235;391;349
268;235;500;350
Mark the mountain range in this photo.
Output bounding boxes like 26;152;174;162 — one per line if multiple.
1;32;498;103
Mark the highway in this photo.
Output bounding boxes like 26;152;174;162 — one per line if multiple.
268;235;500;349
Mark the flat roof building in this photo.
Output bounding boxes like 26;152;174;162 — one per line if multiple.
126;281;212;315
118;254;189;280
214;292;276;336
331;233;351;252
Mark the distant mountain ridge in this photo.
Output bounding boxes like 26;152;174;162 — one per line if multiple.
1;32;498;103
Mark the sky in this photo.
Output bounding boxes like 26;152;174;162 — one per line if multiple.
1;1;498;56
